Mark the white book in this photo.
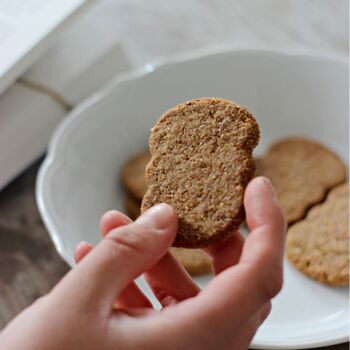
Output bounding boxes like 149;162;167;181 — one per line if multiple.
0;12;132;190
0;0;89;95
0;83;65;188
23;14;131;106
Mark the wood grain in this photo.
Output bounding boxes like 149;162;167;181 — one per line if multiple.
0;161;69;328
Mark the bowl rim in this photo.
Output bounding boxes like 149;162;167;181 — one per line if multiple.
35;47;349;349
36;47;347;263
35;46;349;265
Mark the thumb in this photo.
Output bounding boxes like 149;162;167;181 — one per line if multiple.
54;204;177;313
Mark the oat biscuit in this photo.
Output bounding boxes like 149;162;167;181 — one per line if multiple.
171;248;212;276
141;97;259;247
257;138;346;224
124;196;141;220
121;152;151;200
287;183;349;286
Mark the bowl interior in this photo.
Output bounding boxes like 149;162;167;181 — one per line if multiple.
38;50;349;348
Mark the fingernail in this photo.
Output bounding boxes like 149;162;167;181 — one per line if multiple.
103;210;131;224
76;241;89;250
260;177;277;199
136;203;175;229
103;210;119;218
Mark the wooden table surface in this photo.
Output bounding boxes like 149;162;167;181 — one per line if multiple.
0;1;348;348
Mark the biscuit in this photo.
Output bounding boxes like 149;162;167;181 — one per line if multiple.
121;152;151;200
141;97;259;248
257;138;346;224
287;183;349;286
124;196;141;220
171;248;212;276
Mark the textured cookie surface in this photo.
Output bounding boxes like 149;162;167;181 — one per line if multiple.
257;138;346;224
141;98;259;247
121;152;151;200
287;183;349;286
171;248;212;276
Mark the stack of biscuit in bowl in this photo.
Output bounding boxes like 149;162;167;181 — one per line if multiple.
121;151;213;276
258;137;348;286
120;96;348;285
121;136;349;285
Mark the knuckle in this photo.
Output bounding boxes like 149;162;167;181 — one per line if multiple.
106;225;149;255
263;264;283;299
276;203;287;233
260;301;272;323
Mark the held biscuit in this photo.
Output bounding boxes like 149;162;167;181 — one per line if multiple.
121;152;151;200
124;197;211;276
121;151;212;276
171;248;212;276
257;138;346;224
287;183;349;286
141;97;259;248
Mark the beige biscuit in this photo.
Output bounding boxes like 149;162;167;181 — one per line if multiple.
257;138;346;224
124;195;141;220
287;183;349;286
141;97;259;248
171;248;212;276
121;152;151;200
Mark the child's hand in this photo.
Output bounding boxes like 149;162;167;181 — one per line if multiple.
0;177;285;350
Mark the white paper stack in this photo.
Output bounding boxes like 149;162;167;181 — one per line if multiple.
0;0;89;95
0;15;131;189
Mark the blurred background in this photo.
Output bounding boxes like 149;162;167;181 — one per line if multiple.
89;0;348;64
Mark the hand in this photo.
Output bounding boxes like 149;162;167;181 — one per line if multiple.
0;177;286;350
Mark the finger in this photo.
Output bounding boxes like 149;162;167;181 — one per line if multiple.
204;231;245;274
74;240;151;308
258;300;272;325
74;210;131;264
144;252;200;307
75;210;132;263
240;176;286;299
167;177;285;332
234;301;272;349
99;210;151;308
100;210;132;235
115;283;153;308
132;299;272;350
55;204;177;313
245;300;272;337
114;307;154;318
74;241;93;262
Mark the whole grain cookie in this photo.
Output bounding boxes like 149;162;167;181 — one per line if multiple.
287;183;349;286
124;196;141;220
141;97;259;248
171;248;212;276
121;152;151;200
257;138;346;224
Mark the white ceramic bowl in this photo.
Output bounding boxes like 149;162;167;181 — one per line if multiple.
36;49;349;349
